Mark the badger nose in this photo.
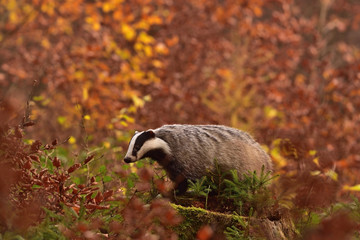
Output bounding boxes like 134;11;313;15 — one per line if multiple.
124;157;132;163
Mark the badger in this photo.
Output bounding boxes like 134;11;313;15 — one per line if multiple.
123;124;272;194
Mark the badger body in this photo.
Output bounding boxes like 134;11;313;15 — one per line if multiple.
124;124;272;194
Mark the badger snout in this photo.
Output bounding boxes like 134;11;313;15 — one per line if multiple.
124;157;132;163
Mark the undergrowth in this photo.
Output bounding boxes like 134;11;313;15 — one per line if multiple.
1;118;360;239
187;163;278;217
0;122;180;239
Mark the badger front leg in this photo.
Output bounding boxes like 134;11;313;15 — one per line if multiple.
158;156;189;195
173;174;188;195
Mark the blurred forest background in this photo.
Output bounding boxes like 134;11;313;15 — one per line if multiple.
1;0;360;239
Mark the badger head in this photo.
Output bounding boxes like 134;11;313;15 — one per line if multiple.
124;130;171;163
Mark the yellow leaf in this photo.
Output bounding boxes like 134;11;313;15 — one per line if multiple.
131;95;145;108
343;184;360;191
116;49;130;59
85;16;100;31
118;114;135;124
119;187;127;195
143;45;152;57
92;22;101;31
270;147;287;168
121;23;136;41
120;121;128;127
309;150;317;156
57;116;66;125
68;136;76;144
41;1;55;16
85;16;94;24
264;106;278;119
152;60;163;68
129;163;137;173
143;95;151;102
33;95;44;101
42;98;50;106
128;106;136;113
23;4;33;14
102;2;112;12
7;0;17;11
310;170;321;176
103;141;111;149
138;32;154;44
41;38;51;49
83;87;88;101
84;115;91;120
74;71;85;80
134;42;143;51
135;20;150;30
325;169;338;181
147;71;160;83
313;157;320;167
9;12;18;24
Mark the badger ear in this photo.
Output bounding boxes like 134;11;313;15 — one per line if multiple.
146;130;155;138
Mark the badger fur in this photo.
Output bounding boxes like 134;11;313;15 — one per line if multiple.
124;124;272;194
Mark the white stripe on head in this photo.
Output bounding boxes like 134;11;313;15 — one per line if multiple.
124;131;143;162
137;137;171;160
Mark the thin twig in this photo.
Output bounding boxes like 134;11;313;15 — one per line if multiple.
20;79;39;129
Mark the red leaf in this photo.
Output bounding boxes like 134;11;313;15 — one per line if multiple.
30;140;42;152
30;155;40;163
23;160;32;170
85;192;93;201
39;169;48;177
44;144;51;150
76;222;88;233
103;190;113;200
68;163;81;173
91;176;96;183
52;139;58;145
138;167;153;181
95;192;103;204
52;157;61;168
155;179;166;193
84;154;95;165
23;121;35;127
85;203;97;209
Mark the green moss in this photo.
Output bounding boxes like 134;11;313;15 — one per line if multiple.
171;204;246;239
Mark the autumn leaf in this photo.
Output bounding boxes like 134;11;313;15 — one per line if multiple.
68;163;81;173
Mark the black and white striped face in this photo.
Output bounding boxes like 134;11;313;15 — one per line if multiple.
124;130;171;163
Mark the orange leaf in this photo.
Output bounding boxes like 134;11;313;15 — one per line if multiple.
197;225;213;240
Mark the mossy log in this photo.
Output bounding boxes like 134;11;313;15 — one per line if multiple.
171;204;298;239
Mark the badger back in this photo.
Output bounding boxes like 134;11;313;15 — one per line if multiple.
154;124;272;180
